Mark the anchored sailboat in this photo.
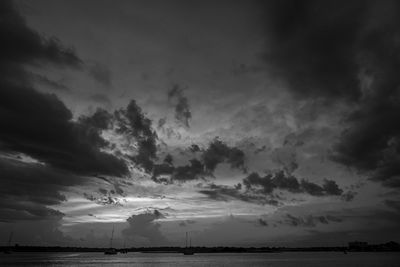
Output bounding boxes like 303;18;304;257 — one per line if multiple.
104;226;117;255
3;231;13;254
183;231;194;255
120;238;128;254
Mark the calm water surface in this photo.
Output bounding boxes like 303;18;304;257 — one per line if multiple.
1;252;399;267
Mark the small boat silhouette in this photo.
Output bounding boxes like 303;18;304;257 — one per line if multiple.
104;226;117;255
183;232;194;255
3;232;13;254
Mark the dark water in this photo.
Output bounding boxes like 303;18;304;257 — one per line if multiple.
1;252;399;266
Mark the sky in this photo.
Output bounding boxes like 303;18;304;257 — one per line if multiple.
1;0;400;248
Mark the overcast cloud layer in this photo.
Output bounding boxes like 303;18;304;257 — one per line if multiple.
0;0;399;247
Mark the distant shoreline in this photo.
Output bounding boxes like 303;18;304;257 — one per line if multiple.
1;241;399;253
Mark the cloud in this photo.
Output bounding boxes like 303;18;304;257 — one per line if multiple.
163;154;173;165
83;193;124;206
89;93;112;106
198;183;280;206
153;158;205;183
332;98;400;187
230;62;264;77
30;73;69;91
152;139;246;183
0;1;81;69
167;84;192;128
78;108;113;130
384;199;400;212
257;218;268;227
243;171;343;197
122;210;167;246
115;100;158;172
87;62;112;87
263;0;367;99
271;143;298;175
342;190;357;201
0;0;127;177
263;1;400;188
83;182;127;206
283;214;341;227
0;0;130;223
178;220;196;227
199;170;345;205
157;117;166;129
202;139;246;173
0;215;71;246
0;157;82;222
254;145;266;154
171;159;205;182
189;144;201;153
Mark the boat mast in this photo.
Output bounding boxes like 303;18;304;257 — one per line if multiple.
185;232;188;248
8;231;13;247
110;226;114;248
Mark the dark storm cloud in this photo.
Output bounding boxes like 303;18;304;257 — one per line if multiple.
30;73;69;91
87;62;112;87
243;172;276;194
152;163;175;181
264;0;400;187
115;100;158;172
172;158;205;181
152;139;246;183
263;0;366;99
163;154;173;165
0;1;81;68
0;0;130;222
0;0;128;177
202;139;246;173
243;171;343;197
332;96;400;187
153;159;205;183
78;108;113;130
200;170;345;205
167;84;192;128
0;157;81;222
0;84;128;176
122;210;167;245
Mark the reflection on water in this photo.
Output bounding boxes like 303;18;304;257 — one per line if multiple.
1;252;399;267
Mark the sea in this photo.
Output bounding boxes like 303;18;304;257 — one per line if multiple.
1;252;399;267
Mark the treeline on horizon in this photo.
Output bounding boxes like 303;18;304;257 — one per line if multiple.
1;241;399;253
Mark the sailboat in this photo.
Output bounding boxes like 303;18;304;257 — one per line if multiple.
120;239;128;254
104;226;118;255
183;232;194;255
3;231;13;254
